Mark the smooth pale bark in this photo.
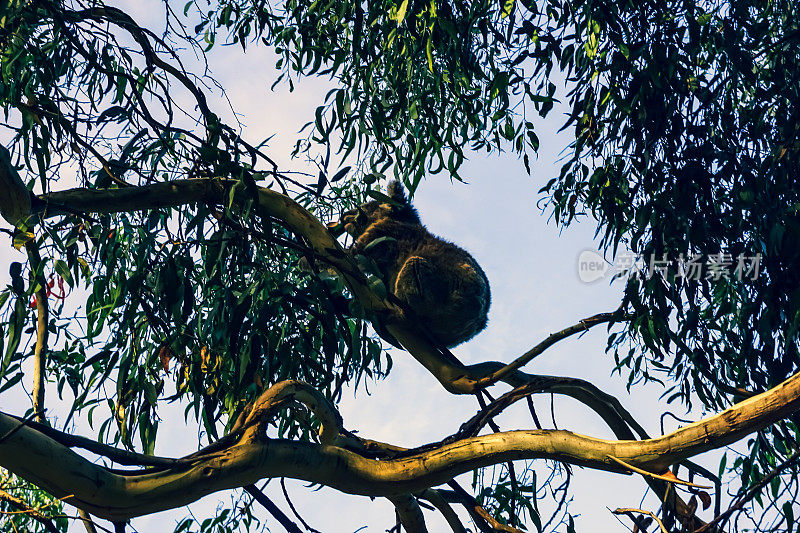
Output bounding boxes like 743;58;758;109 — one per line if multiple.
25;242;49;425
1;370;799;521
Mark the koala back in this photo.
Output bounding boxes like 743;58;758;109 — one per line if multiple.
340;181;490;348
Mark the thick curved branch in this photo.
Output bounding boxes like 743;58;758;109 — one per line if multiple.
0;371;799;521
237;380;343;445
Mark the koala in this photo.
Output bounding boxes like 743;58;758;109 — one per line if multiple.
334;181;490;348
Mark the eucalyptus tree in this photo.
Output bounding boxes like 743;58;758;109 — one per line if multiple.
0;0;799;532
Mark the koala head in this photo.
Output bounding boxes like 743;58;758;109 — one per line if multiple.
332;181;420;238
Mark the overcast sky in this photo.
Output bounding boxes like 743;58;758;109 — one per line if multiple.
0;2;728;532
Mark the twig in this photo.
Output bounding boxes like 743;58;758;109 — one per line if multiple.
694;449;800;532
244;485;303;533
474;310;631;388
280;478;321;533
612;507;668;533
607;455;712;488
0;410;45;444
0;489;61;533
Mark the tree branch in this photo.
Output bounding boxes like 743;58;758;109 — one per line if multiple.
694;450;800;533
77;508;100;533
416;489;466;533
0;177;712;527
0;371;798;521
0;178;755;531
244;485;303;533
387;493;428;533
25;241;49;425
237;380;342;445
473;310;631;388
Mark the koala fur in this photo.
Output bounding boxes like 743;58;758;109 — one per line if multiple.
337;181;490;348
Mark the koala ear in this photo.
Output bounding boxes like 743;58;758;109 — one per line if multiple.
387;180;408;205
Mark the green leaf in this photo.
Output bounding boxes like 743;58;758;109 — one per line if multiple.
365;190;396;203
501;0;515;18
12;231;33;250
330;166;351;182
393;0;409;24
54;259;74;288
9;262;23;293
426;37;434;72
0;372;23;394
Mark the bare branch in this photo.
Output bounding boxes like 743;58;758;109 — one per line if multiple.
474;310;632;388
25;241;49;425
612;508;667;533
416;489;466;533
244;485;303;533
387;494;428;533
